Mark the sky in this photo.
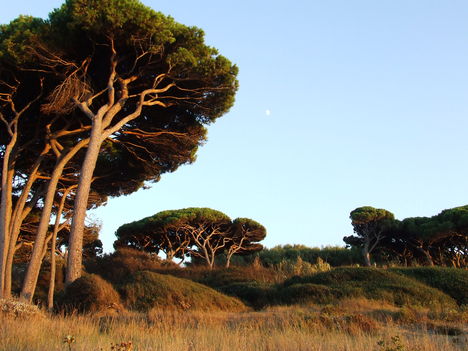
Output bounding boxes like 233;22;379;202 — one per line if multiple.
2;1;468;252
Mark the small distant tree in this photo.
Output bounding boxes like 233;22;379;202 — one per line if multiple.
344;206;395;266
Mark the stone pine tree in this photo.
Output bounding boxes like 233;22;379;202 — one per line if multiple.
225;218;266;268
399;206;468;266
1;0;238;300
343;206;395;266
46;0;238;285
114;208;267;269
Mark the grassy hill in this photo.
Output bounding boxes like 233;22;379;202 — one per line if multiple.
390;267;468;305
118;271;247;312
279;267;458;308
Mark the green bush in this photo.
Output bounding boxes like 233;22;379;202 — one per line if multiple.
259;245;364;267
390;267;468;305
119;271;247;312
219;281;276;309
277;283;338;305
85;248;166;283
282;267;457;308
195;266;281;288
58;274;122;314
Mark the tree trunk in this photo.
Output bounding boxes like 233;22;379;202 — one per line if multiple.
3;242;17;299
20;142;87;302
66;118;103;285
419;247;434;266
362;241;371;267
48;186;73;310
20;173;62;301
0;147;15;298
4;176;44;299
225;250;235;268
225;255;232;268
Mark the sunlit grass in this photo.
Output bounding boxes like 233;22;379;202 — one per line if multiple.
1;300;466;351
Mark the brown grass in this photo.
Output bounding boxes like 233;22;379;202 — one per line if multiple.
1;300;466;351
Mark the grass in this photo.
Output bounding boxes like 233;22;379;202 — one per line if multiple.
281;267;458;308
3;264;468;350
389;267;468;305
118;270;247;312
1;299;466;351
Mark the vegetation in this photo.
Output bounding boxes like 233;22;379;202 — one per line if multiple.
0;1;466;350
0;0;238;301
256;245;364;267
3;247;468;349
1;300;467;350
281;268;458;308
119;270;247;312
115;208;266;269
344;206;468;268
344;206;396;266
58;274;122;314
84;248;166;284
390;267;468;305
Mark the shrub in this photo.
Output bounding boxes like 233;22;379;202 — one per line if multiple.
275;257;331;278
390;267;468;305
85;248;165;284
57;274;123;314
195;266;282;288
282;267;457;308
277;283;338;305
11;258;66;304
219;282;276;309
259;245;364;267
0;298;44;319
119;271;247;312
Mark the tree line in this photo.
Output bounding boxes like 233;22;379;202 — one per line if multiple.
0;0;238;306
344;206;468;267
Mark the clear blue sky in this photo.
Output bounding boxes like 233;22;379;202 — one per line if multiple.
2;1;468;252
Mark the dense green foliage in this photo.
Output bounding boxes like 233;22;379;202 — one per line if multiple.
390;267;468;305
282;268;457;308
344;205;468;267
278;283;337;305
256;245;363;267
115;208;266;268
119;270;246;312
344;207;396;266
218;282;275;309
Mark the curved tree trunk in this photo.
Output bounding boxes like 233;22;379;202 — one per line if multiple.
3;158;46;298
21;141;87;302
0;144;15;298
66;119;103;285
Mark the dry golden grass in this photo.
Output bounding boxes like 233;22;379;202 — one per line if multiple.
1;299;466;351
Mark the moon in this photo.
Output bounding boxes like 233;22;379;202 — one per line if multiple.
265;109;271;116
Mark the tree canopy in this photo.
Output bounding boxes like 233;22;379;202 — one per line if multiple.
344;205;468;267
115;208;266;269
343;206;395;266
